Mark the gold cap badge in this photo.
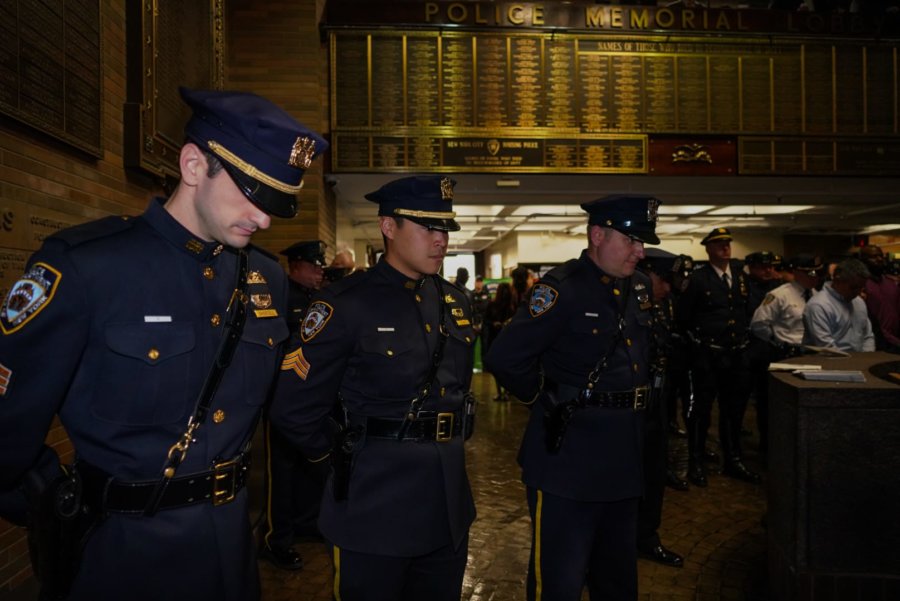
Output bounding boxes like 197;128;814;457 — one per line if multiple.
440;177;453;201
289;136;318;169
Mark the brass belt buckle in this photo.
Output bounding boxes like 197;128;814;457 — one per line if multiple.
212;457;238;506
632;387;649;411
435;412;454;442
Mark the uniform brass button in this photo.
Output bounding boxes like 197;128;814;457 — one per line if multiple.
425;324;432;333
440;387;446;397
213;409;225;424
210;314;221;327
593;328;599;335
626;338;632;345
386;349;394;357
203;267;215;280
415;294;422;303
465;336;471;343
613;289;621;296
267;337;274;347
633;363;639;372
148;348;160;361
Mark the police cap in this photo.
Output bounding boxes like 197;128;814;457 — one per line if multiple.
180;87;328;219
580;194;661;245
365;176;460;232
280;240;327;266
786;253;824;277
744;251;776;266
700;227;732;245
638;248;677;276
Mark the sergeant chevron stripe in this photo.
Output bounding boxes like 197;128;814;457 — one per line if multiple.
281;348;311;380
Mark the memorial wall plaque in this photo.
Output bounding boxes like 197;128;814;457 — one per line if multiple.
0;0;101;157
125;0;224;178
835;47;864;134
407;36;441;127
330;27;898;175
867;47;895;134
372;36;405;128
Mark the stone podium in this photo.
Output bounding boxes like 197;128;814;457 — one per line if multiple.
768;352;900;601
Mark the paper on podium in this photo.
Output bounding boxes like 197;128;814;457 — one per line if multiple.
796;370;866;383
769;363;821;372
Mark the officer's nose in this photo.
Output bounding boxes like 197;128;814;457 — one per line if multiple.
633;243;645;259
251;206;272;231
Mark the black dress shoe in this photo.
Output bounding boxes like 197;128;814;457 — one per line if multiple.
638;544;684;568
722;460;761;484
666;470;689;491
259;545;303;570
687;464;707;487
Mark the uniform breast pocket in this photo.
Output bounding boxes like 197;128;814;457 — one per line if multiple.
93;322;196;425
237;317;290;406
445;326;475;382
353;334;417;397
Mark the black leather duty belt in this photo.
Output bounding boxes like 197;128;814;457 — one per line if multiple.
363;411;463;442
78;453;251;513
543;379;649;411
582;386;649;410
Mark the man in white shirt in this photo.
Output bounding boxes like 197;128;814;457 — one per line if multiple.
803;258;875;353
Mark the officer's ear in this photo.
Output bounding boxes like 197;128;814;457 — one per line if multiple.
179;142;205;187
588;224;606;247
380;216;396;241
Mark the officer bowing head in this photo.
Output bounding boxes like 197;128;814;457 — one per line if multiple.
365;175;460;279
638;248;678;301
280;240;327;290
166;87;328;248
580;194;662;278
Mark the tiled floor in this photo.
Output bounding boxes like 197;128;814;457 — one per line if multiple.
255;372;769;600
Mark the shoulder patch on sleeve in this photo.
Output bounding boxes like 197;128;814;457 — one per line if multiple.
762;293;776;306
301;301;334;342
1;262;62;334
281;348;311;380
529;283;559;317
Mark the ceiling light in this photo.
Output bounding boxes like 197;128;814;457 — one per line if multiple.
510;204;584;216
706;205;814;216
659;205;716;215
861;223;900;234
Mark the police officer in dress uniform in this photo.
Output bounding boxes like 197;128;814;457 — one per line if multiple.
677;228;760;488
259;240;328;569
635;249;685;569
750;254;823;459
270;176;476;601
484;194;660;601
743;251;783;464
0;88;326;600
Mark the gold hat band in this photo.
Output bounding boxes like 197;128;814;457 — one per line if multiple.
207;141;304;194
394;208;457;219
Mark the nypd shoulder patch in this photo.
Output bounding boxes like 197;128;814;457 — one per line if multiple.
301;301;334;342
1;262;62;335
529;283;559;317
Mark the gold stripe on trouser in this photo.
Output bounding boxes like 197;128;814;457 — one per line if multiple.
333;545;342;601
535;489;544;601
262;420;276;548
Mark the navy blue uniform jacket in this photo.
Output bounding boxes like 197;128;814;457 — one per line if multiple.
0;198;288;600
483;252;652;502
271;258;476;556
675;259;750;348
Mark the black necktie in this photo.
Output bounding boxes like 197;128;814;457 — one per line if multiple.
722;272;729;287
